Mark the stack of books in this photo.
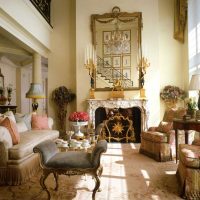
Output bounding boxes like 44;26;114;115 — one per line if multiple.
183;114;191;120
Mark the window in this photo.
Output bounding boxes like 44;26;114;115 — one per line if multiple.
188;0;200;76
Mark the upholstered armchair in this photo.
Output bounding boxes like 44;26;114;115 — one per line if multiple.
98;113;135;143
176;139;200;199
139;108;186;162
33;139;107;200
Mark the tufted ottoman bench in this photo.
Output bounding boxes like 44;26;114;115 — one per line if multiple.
33;139;107;200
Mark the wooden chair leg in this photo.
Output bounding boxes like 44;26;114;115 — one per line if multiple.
40;170;51;200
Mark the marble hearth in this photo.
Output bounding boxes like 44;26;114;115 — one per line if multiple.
87;99;149;142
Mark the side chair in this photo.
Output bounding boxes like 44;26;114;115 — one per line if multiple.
139;108;186;161
33;139;107;200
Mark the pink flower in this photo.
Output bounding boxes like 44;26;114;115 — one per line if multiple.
68;112;89;122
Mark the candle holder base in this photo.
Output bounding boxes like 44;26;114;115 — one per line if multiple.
70;121;88;138
89;88;95;99
140;88;146;98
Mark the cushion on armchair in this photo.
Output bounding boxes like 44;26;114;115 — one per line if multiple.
156;121;173;133
163;107;186;122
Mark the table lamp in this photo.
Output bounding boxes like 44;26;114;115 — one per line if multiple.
189;74;200;109
26;83;45;112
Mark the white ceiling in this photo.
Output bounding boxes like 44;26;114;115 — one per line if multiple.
0;27;47;67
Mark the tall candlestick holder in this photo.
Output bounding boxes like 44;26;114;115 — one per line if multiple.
84;58;96;99
137;57;150;98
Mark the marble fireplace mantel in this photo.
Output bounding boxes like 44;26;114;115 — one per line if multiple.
87;99;149;132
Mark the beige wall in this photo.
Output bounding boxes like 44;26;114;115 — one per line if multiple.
76;0;188;126
76;0;160;126
48;0;76;129
0;0;51;57
0;0;188;129
158;0;188;119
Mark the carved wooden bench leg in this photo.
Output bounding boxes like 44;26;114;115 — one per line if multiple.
97;165;103;192
53;172;59;191
40;170;51;200
92;173;100;200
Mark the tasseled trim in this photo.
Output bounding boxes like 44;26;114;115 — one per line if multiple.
1;154;41;186
139;148;172;162
0;167;7;185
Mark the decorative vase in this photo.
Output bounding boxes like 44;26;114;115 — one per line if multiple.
164;99;178;109
7;94;11;105
187;110;196;119
0;95;7;105
70;121;88;137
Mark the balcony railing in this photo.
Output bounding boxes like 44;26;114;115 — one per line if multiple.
30;0;51;25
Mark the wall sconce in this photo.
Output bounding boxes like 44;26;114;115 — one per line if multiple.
26;83;45;112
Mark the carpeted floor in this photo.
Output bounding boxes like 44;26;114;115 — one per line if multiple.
0;143;183;200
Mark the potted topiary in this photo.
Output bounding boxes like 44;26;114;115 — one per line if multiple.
52;86;76;135
186;98;197;118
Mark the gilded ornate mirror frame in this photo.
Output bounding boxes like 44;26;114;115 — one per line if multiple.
91;6;143;91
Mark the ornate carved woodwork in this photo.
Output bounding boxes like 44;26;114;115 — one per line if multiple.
99;113;135;142
87;99;148;142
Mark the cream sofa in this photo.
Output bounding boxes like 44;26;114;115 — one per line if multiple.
0;114;59;185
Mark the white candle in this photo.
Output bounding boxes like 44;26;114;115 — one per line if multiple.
87;45;89;63
92;46;95;63
84;47;86;64
94;49;96;66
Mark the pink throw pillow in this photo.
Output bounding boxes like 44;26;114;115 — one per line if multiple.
156;121;173;133
31;114;50;130
0;117;20;145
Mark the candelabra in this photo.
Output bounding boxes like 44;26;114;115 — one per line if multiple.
137;56;150;98
84;47;96;99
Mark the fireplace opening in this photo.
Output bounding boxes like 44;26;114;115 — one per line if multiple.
95;107;141;143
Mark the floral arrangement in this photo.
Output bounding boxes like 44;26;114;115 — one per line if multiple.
68;111;89;122
160;85;186;101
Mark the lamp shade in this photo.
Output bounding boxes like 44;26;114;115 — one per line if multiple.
189;74;200;90
26;83;45;99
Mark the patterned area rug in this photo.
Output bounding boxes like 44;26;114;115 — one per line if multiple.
0;143;183;200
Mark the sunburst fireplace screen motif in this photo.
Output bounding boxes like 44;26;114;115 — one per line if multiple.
87;99;149;143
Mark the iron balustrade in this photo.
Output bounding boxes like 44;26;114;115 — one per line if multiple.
30;0;51;25
97;56;133;88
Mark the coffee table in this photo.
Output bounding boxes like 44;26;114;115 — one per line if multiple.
56;141;95;153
